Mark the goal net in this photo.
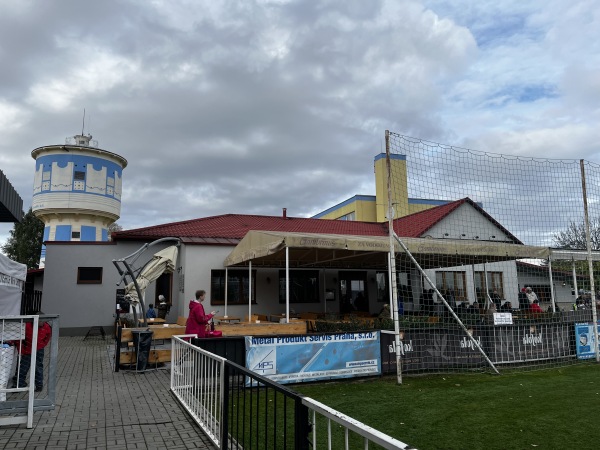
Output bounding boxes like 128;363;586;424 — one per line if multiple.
381;131;600;376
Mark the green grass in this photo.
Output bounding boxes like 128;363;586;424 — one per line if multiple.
294;363;600;450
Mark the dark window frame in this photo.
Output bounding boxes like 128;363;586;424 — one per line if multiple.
278;269;321;303
77;267;103;284
210;269;257;305
376;270;413;303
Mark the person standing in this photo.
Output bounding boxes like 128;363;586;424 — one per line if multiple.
525;287;539;304
157;294;170;319
185;290;217;338
11;316;52;392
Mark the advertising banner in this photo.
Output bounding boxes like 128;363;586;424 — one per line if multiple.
488;323;571;363
381;322;574;373
245;331;381;384
575;323;600;360
380;328;485;373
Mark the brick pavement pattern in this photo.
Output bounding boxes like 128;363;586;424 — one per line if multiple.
0;336;217;450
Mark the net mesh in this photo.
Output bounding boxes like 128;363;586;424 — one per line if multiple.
383;131;600;375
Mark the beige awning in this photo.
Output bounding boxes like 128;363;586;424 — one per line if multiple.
224;231;550;269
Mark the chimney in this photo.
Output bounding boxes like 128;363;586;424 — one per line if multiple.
282;208;287;219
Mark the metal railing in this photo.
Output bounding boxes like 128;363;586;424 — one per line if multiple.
171;335;226;447
20;291;42;315
171;335;414;450
0;315;59;428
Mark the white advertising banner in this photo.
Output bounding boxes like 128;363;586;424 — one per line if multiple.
245;331;381;384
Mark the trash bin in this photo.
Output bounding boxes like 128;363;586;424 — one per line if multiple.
131;329;153;371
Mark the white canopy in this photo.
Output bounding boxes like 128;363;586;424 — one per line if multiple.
125;245;179;303
224;230;551;269
0;252;27;316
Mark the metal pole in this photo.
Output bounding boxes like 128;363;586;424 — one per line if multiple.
248;261;252;322
386;130;403;384
224;267;228;318
548;257;556;313
580;159;598;362
286;247;290;323
572;261;578;306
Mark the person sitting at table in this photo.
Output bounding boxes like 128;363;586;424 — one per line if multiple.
466;301;480;314
146;304;157;319
499;301;513;312
530;299;544;315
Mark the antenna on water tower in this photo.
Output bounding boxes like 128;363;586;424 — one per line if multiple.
81;108;86;135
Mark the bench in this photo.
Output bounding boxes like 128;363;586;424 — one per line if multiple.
115;324;186;370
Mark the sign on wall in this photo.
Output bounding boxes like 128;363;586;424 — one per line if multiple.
245;332;381;384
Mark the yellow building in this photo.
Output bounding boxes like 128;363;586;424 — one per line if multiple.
312;153;451;222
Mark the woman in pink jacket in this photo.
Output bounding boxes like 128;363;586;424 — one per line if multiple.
185;290;216;338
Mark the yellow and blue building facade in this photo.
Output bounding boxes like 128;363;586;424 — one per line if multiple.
313;153;450;222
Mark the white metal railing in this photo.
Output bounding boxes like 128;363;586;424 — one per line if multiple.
171;335;226;448
173;334;415;449
0;316;40;429
303;397;414;450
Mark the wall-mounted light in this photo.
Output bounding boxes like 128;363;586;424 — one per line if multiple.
489;235;496;240
473;236;479;240
460;234;466;239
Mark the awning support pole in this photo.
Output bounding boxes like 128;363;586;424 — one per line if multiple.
286;247;290;323
248;261;252;321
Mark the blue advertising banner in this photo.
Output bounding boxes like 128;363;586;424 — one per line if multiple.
245;332;381;384
575;323;600;359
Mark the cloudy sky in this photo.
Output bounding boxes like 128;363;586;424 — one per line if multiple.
1;0;599;249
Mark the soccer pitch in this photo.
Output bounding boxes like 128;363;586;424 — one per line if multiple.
295;363;600;449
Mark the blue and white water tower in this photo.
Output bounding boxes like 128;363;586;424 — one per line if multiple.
31;134;128;267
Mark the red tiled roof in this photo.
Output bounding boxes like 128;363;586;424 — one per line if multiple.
112;214;389;243
392;200;465;237
393;198;521;243
113;197;521;244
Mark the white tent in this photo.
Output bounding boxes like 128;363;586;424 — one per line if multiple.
0;253;27;316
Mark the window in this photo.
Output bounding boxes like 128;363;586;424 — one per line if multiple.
74;171;86;180
77;267;103;284
210;270;256;305
436;271;467;301
337;212;356;221
376;271;412;303
71;231;81;239
279;270;320;303
474;272;504;301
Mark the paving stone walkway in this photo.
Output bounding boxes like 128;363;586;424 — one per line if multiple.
0;336;217;450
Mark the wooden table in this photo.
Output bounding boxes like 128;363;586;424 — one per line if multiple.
138;317;166;324
215;316;241;324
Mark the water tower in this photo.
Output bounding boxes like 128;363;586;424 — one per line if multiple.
31;134;128;267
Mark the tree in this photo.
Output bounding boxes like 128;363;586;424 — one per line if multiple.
107;222;123;241
1;208;45;269
552;218;600;289
553;217;600;251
